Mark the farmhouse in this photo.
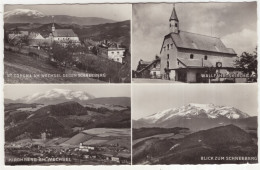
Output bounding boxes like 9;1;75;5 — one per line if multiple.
28;32;52;49
159;4;246;83
135;57;161;78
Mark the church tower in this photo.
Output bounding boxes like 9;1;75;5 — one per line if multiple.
51;16;55;33
169;4;179;34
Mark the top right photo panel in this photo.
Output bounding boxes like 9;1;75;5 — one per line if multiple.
132;2;257;83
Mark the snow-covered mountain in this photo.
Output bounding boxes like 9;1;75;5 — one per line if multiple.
14;89;95;105
4;9;46;18
4;8;116;25
134;103;251;130
144;103;249;123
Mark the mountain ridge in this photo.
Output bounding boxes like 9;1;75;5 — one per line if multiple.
5;89;95;105
4;9;116;25
134;103;254;131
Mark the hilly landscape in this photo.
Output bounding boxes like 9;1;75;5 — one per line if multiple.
133;125;258;164
133;103;258;164
4;89;131;142
4;9;130;48
5;21;130;49
4;9;116;25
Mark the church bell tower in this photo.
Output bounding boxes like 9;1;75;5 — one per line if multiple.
51;16;55;33
169;4;179;34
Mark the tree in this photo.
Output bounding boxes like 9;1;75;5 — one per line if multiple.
51;42;71;67
235;47;257;76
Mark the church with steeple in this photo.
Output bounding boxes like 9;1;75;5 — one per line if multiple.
159;4;245;83
49;16;80;46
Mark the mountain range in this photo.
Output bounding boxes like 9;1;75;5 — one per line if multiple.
4;9;116;25
5;89;95;105
133;103;256;131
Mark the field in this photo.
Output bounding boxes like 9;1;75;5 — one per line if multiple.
83;128;130;137
59;128;130;149
4;51;104;83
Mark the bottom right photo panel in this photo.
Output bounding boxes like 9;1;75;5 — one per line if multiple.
132;84;258;164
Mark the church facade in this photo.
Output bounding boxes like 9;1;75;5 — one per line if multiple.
160;5;246;83
50;22;80;46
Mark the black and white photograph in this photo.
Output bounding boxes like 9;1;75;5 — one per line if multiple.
132;2;257;83
4;85;131;165
132;84;258;164
4;4;131;83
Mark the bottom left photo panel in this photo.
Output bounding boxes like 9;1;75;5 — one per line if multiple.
4;84;131;165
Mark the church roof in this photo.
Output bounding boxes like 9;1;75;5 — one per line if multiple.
169;4;178;21
53;29;78;37
167;31;236;55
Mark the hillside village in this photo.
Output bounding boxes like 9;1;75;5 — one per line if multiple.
4;15;131;83
6;22;127;64
5;130;131;165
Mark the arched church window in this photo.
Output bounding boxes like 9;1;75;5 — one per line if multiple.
167;54;169;60
190;54;194;59
204;55;208;60
175;23;178;27
167;61;169;68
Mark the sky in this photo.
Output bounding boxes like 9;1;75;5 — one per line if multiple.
132;2;257;69
4;4;131;21
4;84;130;100
132;84;258;120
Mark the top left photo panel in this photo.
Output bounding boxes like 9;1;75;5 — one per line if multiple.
4;4;131;84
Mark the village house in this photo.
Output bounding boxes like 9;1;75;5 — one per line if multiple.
28;32;52;49
41;132;47;141
135;57;161;78
97;40;126;64
107;47;125;63
79;143;95;152
159;4;247;83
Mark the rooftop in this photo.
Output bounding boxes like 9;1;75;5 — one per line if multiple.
53;29;78;37
166;31;236;55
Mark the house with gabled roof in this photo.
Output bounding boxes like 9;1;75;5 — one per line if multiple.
135;57;161;78
160;4;246;83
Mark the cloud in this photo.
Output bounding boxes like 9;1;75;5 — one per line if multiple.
132;2;257;69
222;29;257;56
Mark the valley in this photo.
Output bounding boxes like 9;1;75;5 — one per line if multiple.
4;89;131;165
